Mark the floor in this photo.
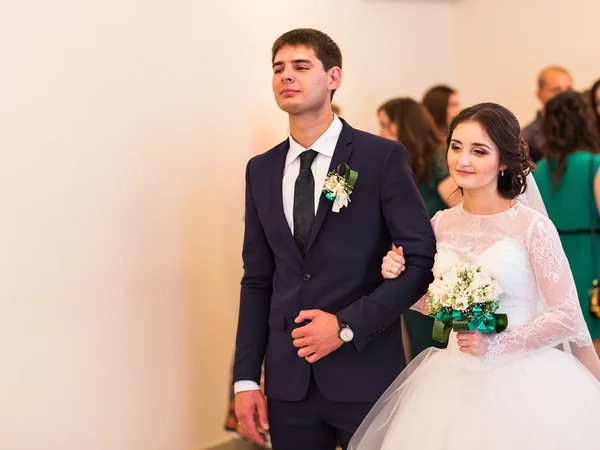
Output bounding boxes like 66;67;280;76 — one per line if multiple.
207;438;342;450
207;438;265;450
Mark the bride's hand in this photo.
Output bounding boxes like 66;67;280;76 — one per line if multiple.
456;331;489;356
381;246;405;279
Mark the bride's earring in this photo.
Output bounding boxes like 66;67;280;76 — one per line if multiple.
500;169;504;176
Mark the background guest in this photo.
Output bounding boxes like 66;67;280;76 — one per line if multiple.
522;66;573;162
534;90;600;356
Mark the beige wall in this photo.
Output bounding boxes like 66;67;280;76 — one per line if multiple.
2;0;599;449
452;0;600;125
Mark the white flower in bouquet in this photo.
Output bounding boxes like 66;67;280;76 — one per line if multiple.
472;269;500;304
452;290;471;311
471;287;484;304
426;263;502;316
471;270;489;290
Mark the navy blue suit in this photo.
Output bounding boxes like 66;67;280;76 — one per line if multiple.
234;120;436;449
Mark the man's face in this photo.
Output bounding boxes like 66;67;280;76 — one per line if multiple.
537;70;572;105
271;45;341;115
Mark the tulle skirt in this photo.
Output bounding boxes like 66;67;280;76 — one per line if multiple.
349;340;600;450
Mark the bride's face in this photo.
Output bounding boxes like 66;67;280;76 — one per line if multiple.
447;121;506;193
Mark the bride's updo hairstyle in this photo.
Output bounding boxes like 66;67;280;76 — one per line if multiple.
446;102;536;200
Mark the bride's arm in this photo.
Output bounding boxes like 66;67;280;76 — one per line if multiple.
485;215;600;379
409;293;430;315
381;213;440;315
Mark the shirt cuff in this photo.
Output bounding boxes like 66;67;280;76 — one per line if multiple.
234;380;261;393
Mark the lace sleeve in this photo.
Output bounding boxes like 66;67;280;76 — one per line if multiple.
430;209;443;235
485;215;593;360
409;211;442;315
409;293;429;314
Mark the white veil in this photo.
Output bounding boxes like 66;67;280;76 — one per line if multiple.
519;173;600;379
518;172;548;218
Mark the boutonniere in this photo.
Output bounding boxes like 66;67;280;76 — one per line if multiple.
322;163;358;213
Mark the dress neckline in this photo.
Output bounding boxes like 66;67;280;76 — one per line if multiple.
458;201;520;218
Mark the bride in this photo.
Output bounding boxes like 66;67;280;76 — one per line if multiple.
349;102;600;450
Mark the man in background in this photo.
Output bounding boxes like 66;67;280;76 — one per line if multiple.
522;65;573;161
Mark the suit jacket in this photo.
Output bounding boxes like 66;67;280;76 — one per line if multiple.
233;119;436;403
522;112;544;162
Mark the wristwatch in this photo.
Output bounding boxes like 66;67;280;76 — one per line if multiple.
337;317;354;343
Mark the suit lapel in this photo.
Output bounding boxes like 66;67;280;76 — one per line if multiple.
271;139;303;262
306;120;354;253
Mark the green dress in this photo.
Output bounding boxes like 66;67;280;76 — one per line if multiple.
418;152;449;218
404;152;449;358
534;151;600;339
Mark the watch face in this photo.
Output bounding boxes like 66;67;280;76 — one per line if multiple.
340;327;354;342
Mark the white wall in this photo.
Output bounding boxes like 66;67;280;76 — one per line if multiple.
0;2;195;449
0;1;453;450
451;0;600;125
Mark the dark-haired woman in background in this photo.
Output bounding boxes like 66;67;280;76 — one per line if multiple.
422;84;461;138
377;98;461;358
589;79;600;135
534;90;600;355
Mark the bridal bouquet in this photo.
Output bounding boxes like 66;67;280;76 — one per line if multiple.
427;262;508;343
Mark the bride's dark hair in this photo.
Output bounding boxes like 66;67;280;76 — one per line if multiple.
446;103;536;200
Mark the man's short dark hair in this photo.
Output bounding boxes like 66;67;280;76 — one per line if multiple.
272;28;342;72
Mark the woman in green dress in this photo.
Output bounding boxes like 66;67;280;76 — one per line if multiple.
534;90;600;356
377;98;462;359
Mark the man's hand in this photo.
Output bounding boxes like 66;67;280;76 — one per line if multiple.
234;390;269;445
292;310;343;363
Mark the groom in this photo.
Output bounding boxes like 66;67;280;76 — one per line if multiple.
233;28;436;450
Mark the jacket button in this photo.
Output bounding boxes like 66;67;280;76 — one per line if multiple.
303;273;312;282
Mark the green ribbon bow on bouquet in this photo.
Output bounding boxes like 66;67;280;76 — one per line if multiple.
432;306;508;343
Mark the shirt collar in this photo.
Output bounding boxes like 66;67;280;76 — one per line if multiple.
285;115;343;167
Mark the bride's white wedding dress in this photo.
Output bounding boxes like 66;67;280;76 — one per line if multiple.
349;202;600;450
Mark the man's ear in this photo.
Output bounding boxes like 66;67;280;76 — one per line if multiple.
328;67;342;93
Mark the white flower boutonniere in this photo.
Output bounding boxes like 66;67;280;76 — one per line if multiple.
322;163;358;213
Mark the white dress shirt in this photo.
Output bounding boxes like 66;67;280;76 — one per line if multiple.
235;115;343;394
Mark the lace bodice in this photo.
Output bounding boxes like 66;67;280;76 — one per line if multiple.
412;202;593;360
